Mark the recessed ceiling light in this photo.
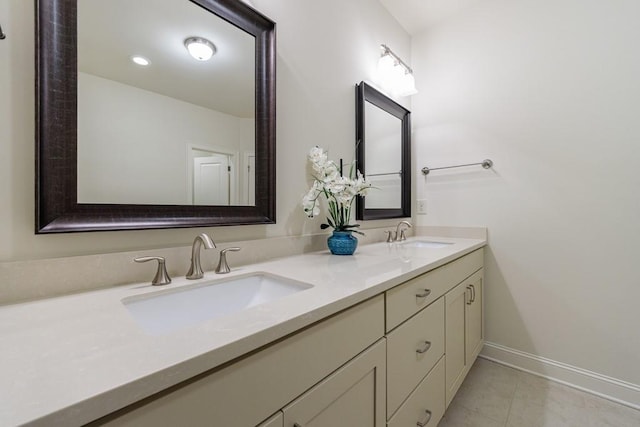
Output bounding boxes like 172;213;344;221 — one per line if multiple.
184;37;216;61
130;55;151;66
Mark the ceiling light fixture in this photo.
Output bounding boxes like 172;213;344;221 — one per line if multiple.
130;55;151;66
184;36;216;61
377;44;417;96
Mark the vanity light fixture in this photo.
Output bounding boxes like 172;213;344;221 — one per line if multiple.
130;55;151;66
377;44;417;96
184;36;216;61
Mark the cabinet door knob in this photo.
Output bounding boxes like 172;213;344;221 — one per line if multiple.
415;288;431;298
416;341;432;354
417;409;432;426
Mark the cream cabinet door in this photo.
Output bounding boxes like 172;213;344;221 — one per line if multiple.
282;340;386;427
465;271;484;363
444;280;468;406
444;269;484;407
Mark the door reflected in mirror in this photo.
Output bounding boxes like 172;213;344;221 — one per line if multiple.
356;82;411;220
77;0;255;206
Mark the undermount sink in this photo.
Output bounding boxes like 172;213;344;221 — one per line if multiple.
123;273;312;335
400;240;454;249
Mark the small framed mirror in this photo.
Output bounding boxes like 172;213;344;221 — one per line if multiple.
355;82;411;220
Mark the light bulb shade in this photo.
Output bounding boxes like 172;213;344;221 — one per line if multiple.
397;72;418;96
392;62;405;83
184;37;216;61
377;54;396;87
376;45;418;97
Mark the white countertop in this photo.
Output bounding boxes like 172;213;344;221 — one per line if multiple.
0;236;485;426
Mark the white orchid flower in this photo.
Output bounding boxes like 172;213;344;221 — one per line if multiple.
301;146;374;233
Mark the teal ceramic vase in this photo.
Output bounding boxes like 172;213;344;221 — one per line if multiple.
327;231;358;255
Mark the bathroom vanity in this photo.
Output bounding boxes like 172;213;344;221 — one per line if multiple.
0;236;485;426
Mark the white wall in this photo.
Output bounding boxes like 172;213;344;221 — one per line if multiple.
0;0;410;261
412;0;640;392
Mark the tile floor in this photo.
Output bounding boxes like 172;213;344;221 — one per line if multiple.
438;358;640;427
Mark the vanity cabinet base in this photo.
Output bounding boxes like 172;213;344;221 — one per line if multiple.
89;248;484;427
92;296;384;427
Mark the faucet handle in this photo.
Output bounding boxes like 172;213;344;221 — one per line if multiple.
215;247;241;274
399;229;408;241
385;230;397;243
134;256;172;286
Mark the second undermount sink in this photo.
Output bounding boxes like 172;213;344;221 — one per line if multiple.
400;240;454;249
123;273;312;335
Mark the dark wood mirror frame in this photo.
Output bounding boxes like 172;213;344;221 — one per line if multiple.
35;0;276;233
355;82;411;220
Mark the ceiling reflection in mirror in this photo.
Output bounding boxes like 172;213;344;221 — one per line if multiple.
77;0;255;206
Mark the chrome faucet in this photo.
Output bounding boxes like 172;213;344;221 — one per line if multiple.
395;220;412;241
186;233;216;279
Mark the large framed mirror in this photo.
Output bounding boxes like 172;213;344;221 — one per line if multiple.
355;82;411;220
36;0;276;233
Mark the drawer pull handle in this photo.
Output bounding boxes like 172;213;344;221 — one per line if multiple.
415;288;431;298
417;409;432;426
466;285;473;305
294;423;303;427
470;284;476;303
416;341;432;354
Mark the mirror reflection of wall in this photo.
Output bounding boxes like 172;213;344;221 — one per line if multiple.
76;0;255;206
364;101;402;209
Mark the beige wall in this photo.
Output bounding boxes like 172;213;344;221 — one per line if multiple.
0;0;410;261
412;0;640;390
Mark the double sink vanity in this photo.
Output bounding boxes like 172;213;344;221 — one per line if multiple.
22;0;489;425
1;234;485;426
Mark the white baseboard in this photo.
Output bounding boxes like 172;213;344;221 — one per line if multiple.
480;341;640;410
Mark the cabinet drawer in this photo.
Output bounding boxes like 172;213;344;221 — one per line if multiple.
387;356;445;427
386;297;444;416
386;248;483;331
95;295;384;427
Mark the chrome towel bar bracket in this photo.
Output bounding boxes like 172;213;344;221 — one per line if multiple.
421;159;493;175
